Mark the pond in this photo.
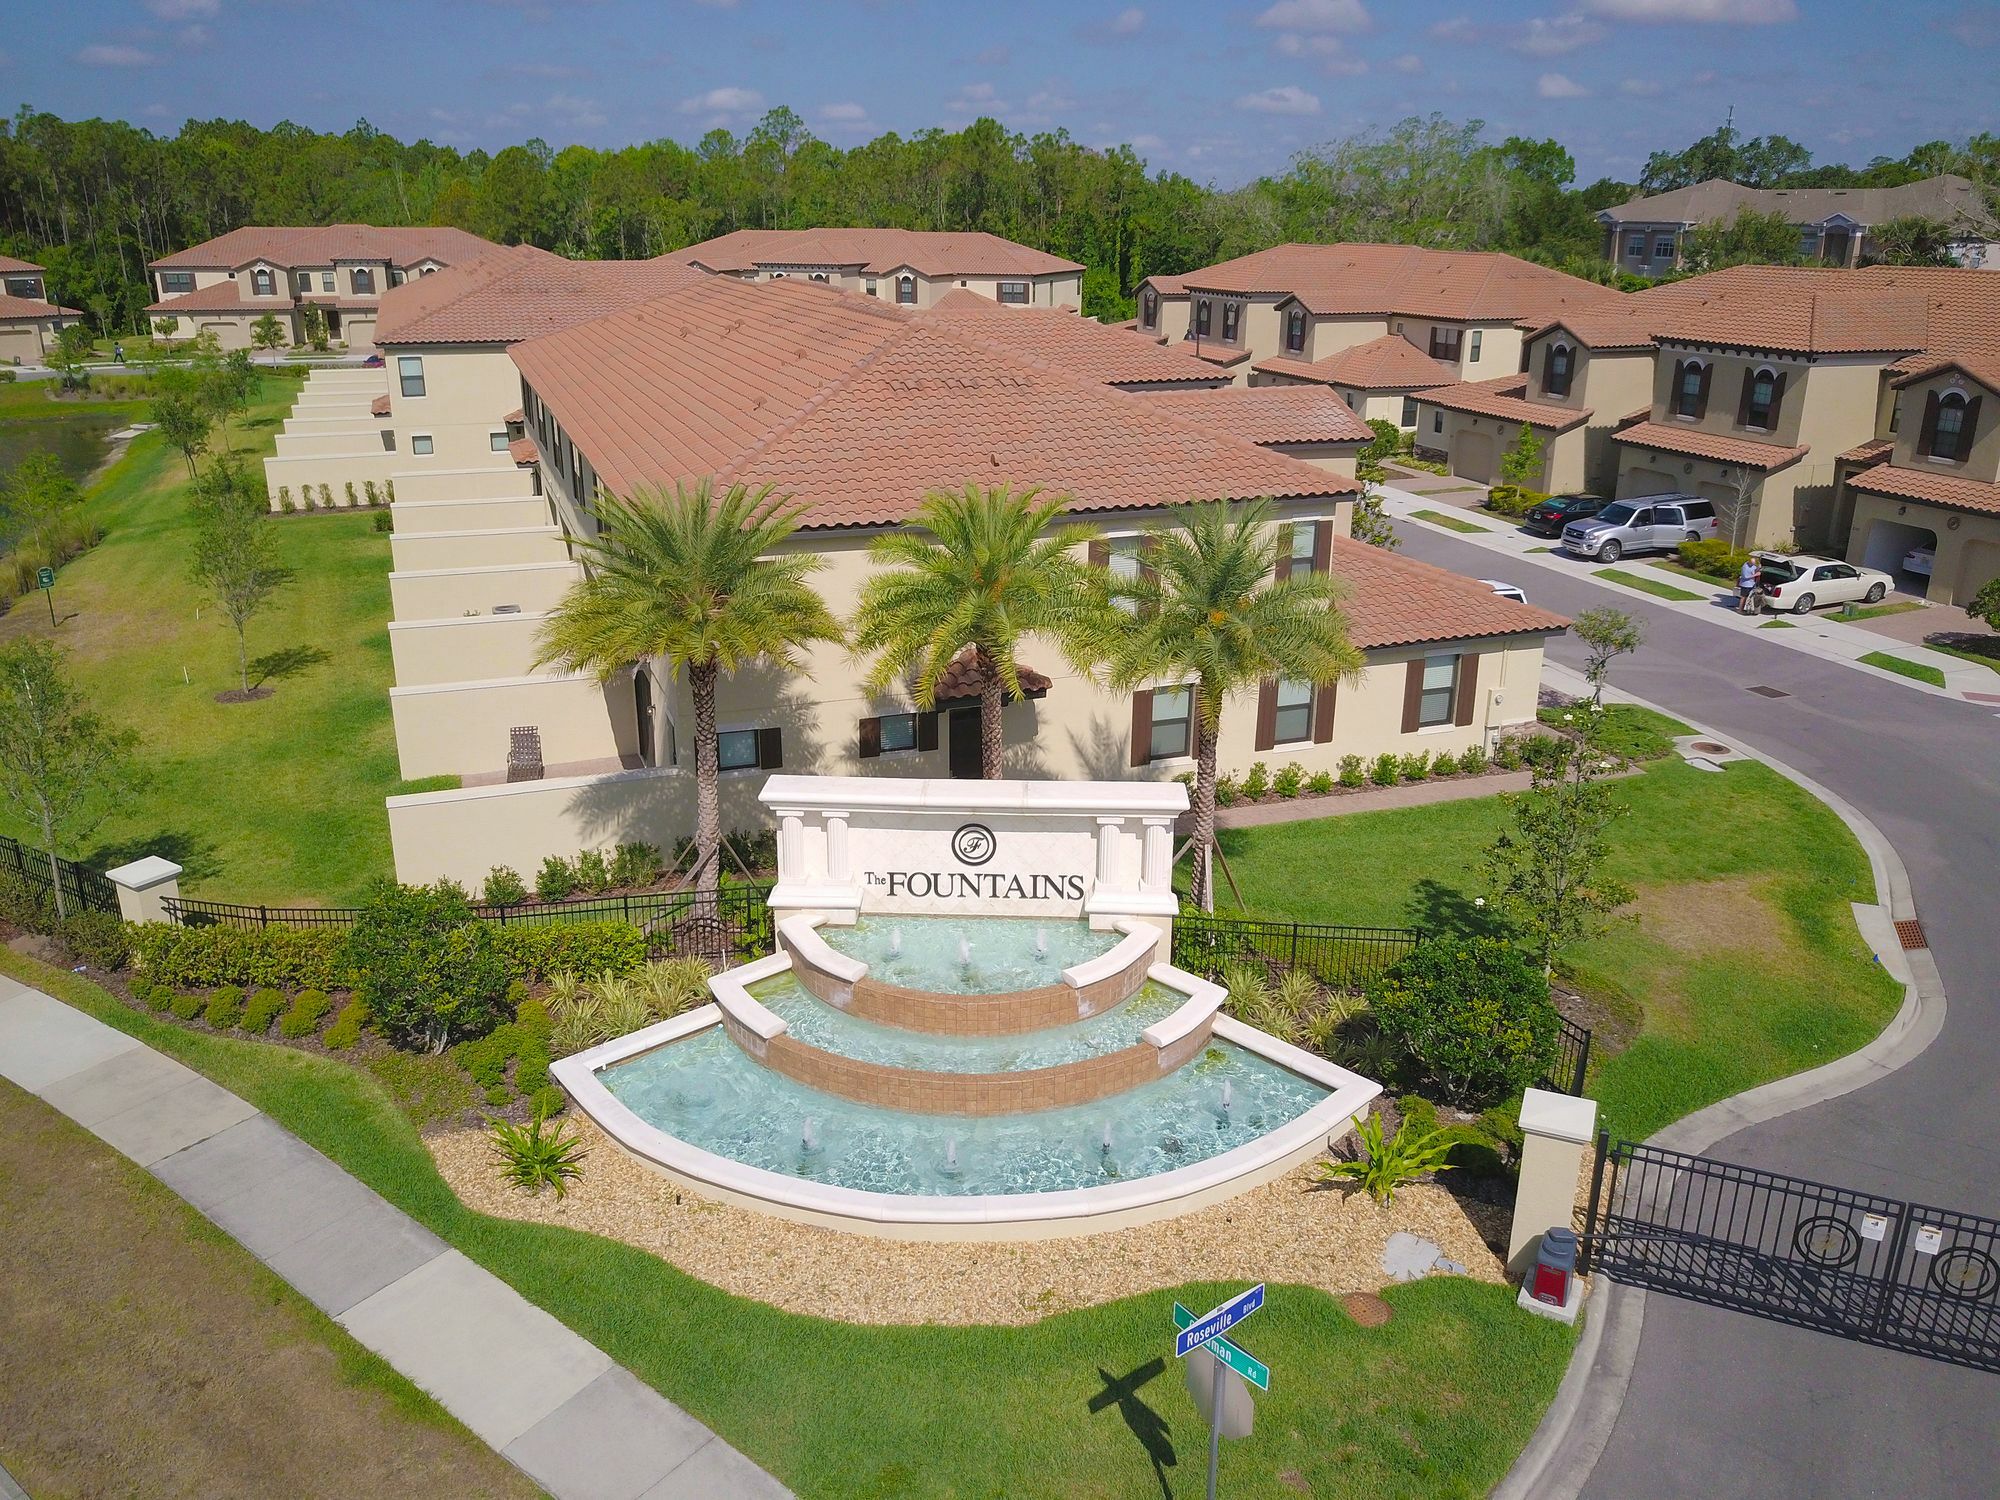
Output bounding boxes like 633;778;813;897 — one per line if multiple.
0;408;123;547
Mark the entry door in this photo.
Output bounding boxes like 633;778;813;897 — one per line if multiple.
947;707;981;779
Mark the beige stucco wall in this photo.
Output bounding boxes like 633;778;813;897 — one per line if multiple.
1844;489;2000;607
389;611;551;686
391;495;550;534
0;321;50;363
759;267;1082;310
1267;441;1360;480
389;524;567;572
394;464;538;504
389;560;581;621
391;670;636;779
1615;447;1796;549
381;343;521;472
263;451;402;508
1887;369;2000;480
1520;334;1655;496
1425;405;1578;491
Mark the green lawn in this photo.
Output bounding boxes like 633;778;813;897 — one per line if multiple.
1857;650;1946;688
1758;618;1796;629
1593;568;1704;603
1211;755;1902;1141
5;950;1574;1500
1646;559;1731;590
1411;509;1491;534
0;374;401;903
1835;600;1924;622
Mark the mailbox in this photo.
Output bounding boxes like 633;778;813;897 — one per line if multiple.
1530;1226;1578;1307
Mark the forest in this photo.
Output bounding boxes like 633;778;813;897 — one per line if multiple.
4;103;1997;331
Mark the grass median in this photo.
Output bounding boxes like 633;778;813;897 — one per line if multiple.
1592;567;1704;603
1411;509;1491;534
1858;650;1947;688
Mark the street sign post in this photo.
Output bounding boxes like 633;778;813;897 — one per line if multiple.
1174;1283;1264;1359
1173;1303;1270;1391
1173;1286;1268;1500
36;565;55;627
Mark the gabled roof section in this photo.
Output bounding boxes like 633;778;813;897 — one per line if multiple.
1613;419;1807;471
1888;353;2000;394
1600;175;2000;235
1137;274;1188;297
0;293;80;321
924;291;1224;387
146;281;257;313
1332;537;1568;649
1847;462;2000;517
375;245;710;346
668;228;1082;278
1132;385;1374;446
1255;333;1457;391
1413;375;1591;434
0;254;44;275
151;224;502;272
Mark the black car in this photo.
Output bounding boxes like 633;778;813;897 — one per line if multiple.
1522;493;1607;536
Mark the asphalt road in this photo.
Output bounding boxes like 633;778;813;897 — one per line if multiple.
1397;526;2000;1499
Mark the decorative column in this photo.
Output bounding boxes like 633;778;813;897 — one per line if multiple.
1095;817;1124;889
824;811;851;885
1508;1087;1599;1280
104;856;183;925
1140;818;1174;895
775;809;806;883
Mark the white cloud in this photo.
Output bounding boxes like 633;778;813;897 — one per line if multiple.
1107;6;1146;35
1128;132;1165;150
145;0;218;17
75;44;157;67
1429;17;1479;43
1275;32;1368;73
1389;52;1423;72
959;81;999;102
1235;84;1321;115
678;85;762;114
1579;0;1796;21
1025;87;1078;112
1536;71;1591;98
1690;68;1717;83
817;101;869;122
1618;77;1664;95
1254;0;1370;33
177;24;212;47
542;92;608;130
1514;14;1608;54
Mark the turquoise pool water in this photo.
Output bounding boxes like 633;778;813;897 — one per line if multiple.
599;1025;1330;1196
816;915;1120;994
747;974;1185;1073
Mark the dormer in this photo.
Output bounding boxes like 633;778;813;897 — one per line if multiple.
1890;360;1999;482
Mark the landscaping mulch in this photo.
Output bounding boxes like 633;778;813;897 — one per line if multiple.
427;1115;1508;1327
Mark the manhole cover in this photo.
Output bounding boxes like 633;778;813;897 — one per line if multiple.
1747;685;1790;698
1341;1292;1393;1327
1895;918;1928;951
1691;741;1731;754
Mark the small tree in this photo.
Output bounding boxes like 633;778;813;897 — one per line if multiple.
0;640;140;920
1482;722;1636;974
2;452;85;560
152;315;181;341
1861;216;1959;268
201;348;257;451
1357;418;1400;483
1682;207;1802;272
1350;483;1400;550
300;303;329;352
151;385;213;479
1573;606;1644;705
187;459;291;694
343;879;511;1052
46;324;93;390
250;313;287;353
1499;422;1547;492
1968;575;2000;633
1368;938;1557;1107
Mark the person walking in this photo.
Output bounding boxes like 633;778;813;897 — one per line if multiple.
1737;554;1761;615
112;341;125;364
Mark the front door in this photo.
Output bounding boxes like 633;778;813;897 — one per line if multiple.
947;707;981;779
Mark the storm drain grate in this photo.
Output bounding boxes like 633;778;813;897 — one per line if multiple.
1747;685;1791;698
1895;919;1928;951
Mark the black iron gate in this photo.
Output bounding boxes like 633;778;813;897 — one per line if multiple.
1585;1137;2000;1372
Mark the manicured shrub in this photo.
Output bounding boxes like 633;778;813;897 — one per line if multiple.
482;865;528;907
1306;770;1335;795
1240;761;1270;800
1369;938;1558;1107
372;510;393;533
203;986;244;1029
1483;484;1549;519
170;987;208;1021
323;997;369;1050
1272;763;1304;799
317;484;334;508
1429;748;1459;777
1457;744;1489;776
144;981;176;1012
1317;1113;1458;1205
241;986;288;1034
344;481;357;507
634;957;711;1020
129;923;348;991
491;1098;587;1198
1213;774;1238;808
58;911;131;970
527;1084;568;1118
277;485;292;510
535;855;578;903
1399;751;1431;782
0;869;55;934
344;879;510;1051
575;847;612;894
1676;537;1750;580
1370;753;1399;786
279;986;335;1039
490;921;646;984
363;480;381;506
609;841;662;889
1492;737;1526;771
1337;754;1365;789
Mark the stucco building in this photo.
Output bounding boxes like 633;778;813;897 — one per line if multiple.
668;227;1085;310
0;255;83;364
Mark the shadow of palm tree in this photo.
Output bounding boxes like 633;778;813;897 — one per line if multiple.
248;644;331;688
1404;875;1512;940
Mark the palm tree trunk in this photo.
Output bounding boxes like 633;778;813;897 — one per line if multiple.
690;657;721;919
977;648;1005;778
1190;709;1219;913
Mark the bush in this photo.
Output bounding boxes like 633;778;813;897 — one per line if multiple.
142;980;175;1012
279;986;335;1039
575;847;612;894
364;480;381;507
1430;749;1459;778
527;1084;568;1119
1399;751;1431;782
1457;744;1489;776
454;993;555;1101
202;985;244;1029
1395;1094;1513;1178
1676;538;1751;581
241;986;289;1034
343;880;511;1052
1272;763;1303;799
324;997;369;1049
278;486;294;512
1240;761;1270;800
1484;484;1548;518
1306;769;1335;795
0;869;55;934
1315;1113;1457;1206
1492;737;1526;771
1369;938;1559;1107
634;957;712;1020
58;911;131;969
491;1099;587;1198
609;841;662;889
483;865;528;907
317;484;334;509
536;855;578;903
1337;754;1365;789
169;988;207;1021
1214;774;1238;808
490;920;646;985
372;509;393;533
1370;753;1399;786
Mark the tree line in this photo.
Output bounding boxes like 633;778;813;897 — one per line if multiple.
4;104;1996;330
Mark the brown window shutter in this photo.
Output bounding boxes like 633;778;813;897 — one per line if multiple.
757;726;783;770
1453;653;1481;727
1253;678;1277;751
1736;370;1754;428
1274;524;1293;581
1919;389;1941;455
1130;690;1153;767
917;712;939;752
1400;659;1424;734
1768;371;1786;426
1312;680;1337;743
1962;395;1983;455
1670;359;1686;412
858;717;882;759
1087;539;1108;568
1540;345;1553;394
1694;362;1712;419
1312;518;1332;575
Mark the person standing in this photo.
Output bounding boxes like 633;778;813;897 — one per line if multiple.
1737;554;1761;614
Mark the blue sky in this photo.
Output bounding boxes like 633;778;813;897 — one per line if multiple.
4;0;1996;187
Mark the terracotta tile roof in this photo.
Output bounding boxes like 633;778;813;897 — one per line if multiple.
1600;175;1999;236
1180;243;1626;326
925;291;1223;386
1847;462;2000;516
505;407;525;423
1177;341;1252;368
0;294;80;321
510;276;1357;531
1133;385;1373;446
151;224;500;272
1838;437;1893;466
1889;353;2000;393
933;647;1051;704
1654;287;1931;355
145;281;264;313
1139;275;1187;297
0;254;44;275
1331;537;1567;649
1613;419;1808;471
375;245;710;346
1254;334;1457;391
1526;309;1662;352
370;394;391;417
1414;375;1591;434
669;228;1082;278
508;435;539;466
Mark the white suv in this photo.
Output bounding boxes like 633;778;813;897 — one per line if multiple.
1562;494;1722;562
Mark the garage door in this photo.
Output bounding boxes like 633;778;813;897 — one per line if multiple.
1454;431;1496;484
346;317;377;351
1623;467;1678;497
1696;482;1734;506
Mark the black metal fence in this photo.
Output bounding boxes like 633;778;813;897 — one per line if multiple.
0;834;120;918
1586;1137;2000;1372
1170;914;1424;993
1548;1014;1593;1097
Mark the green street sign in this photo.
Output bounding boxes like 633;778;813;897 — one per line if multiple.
1174;1302;1270;1392
36;566;54;589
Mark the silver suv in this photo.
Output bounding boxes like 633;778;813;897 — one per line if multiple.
1562;494;1720;562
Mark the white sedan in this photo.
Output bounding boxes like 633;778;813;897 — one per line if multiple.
1755;553;1896;614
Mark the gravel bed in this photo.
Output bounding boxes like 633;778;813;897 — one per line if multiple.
429;1116;1508;1326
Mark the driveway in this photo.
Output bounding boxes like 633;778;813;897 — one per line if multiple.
1394;525;2000;1498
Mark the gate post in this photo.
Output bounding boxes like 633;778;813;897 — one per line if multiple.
104;855;184;925
1508;1087;1600;1280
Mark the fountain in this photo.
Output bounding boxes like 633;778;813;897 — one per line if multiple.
1221;1080;1234;1116
889;928;902;958
1035;928;1049;959
801;1118;820;1154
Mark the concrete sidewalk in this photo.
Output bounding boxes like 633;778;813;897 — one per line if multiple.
0;972;789;1500
1381;486;2000;704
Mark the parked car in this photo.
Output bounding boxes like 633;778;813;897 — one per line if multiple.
362;353;385;368
1902;545;1935;577
1522;493;1607;537
1562;495;1721;562
1482;580;1529;603
1755;553;1894;614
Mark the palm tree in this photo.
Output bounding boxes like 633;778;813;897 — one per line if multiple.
1102;499;1362;912
536;481;842;911
851;483;1107;778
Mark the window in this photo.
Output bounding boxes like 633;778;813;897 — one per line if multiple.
1468;330;1482;363
809;272;829;283
1273;679;1314;745
1289;521;1318;575
352;267;374;294
1141;288;1158;328
1626;233;1646;259
389;268;405;287
1432;409;1444;434
1889;399;1901;434
717;726;781;771
897;275;916;305
398;355;426;397
320;271;335;292
160;272;194;295
1543;342;1574;399
1417;652;1459;728
490;431;510;452
1221;301;1240;343
1401;395;1418;426
878;713;919;753
1654;236;1675;260
866;279;878;297
3;276;39;299
251;269;274;296
1285;309;1305;353
1194;299;1212;337
998;281;1029;304
297;272;313;295
1673;360;1707;419
857;711;929;759
1798;229;1820;257
1148;685;1193;761
1744;367;1779;430
1929;391;1973;461
1428;327;1462;362
411;434;434;456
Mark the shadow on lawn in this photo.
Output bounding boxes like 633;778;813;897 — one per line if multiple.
249;644;330;688
86;828;224;886
1087;1359;1177;1500
1404;876;1513;941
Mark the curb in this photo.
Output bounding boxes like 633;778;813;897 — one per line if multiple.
1493;665;1949;1500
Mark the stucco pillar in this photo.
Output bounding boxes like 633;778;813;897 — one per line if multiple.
104;855;183;925
1508;1087;1599;1279
775;810;806;883
1094;817;1123;888
824;811;850;885
1140;817;1174;894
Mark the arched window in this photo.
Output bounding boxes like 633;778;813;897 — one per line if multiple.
1194;298;1212;337
251;268;274;297
1928;390;1977;462
1743;366;1780;430
1674;359;1709;419
1141;288;1158;328
897;275;917;305
1543;342;1573;398
809;272;829;282
1285;309;1306;353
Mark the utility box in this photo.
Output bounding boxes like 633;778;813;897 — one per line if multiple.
1530;1226;1578;1307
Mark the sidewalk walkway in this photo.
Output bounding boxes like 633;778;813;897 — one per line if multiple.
1380;485;2000;705
0;972;789;1500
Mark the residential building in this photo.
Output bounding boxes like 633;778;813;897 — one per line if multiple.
667;228;1085;309
1599;176;2000;277
381;273;1564;885
145;225;501;352
0;255;82;364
